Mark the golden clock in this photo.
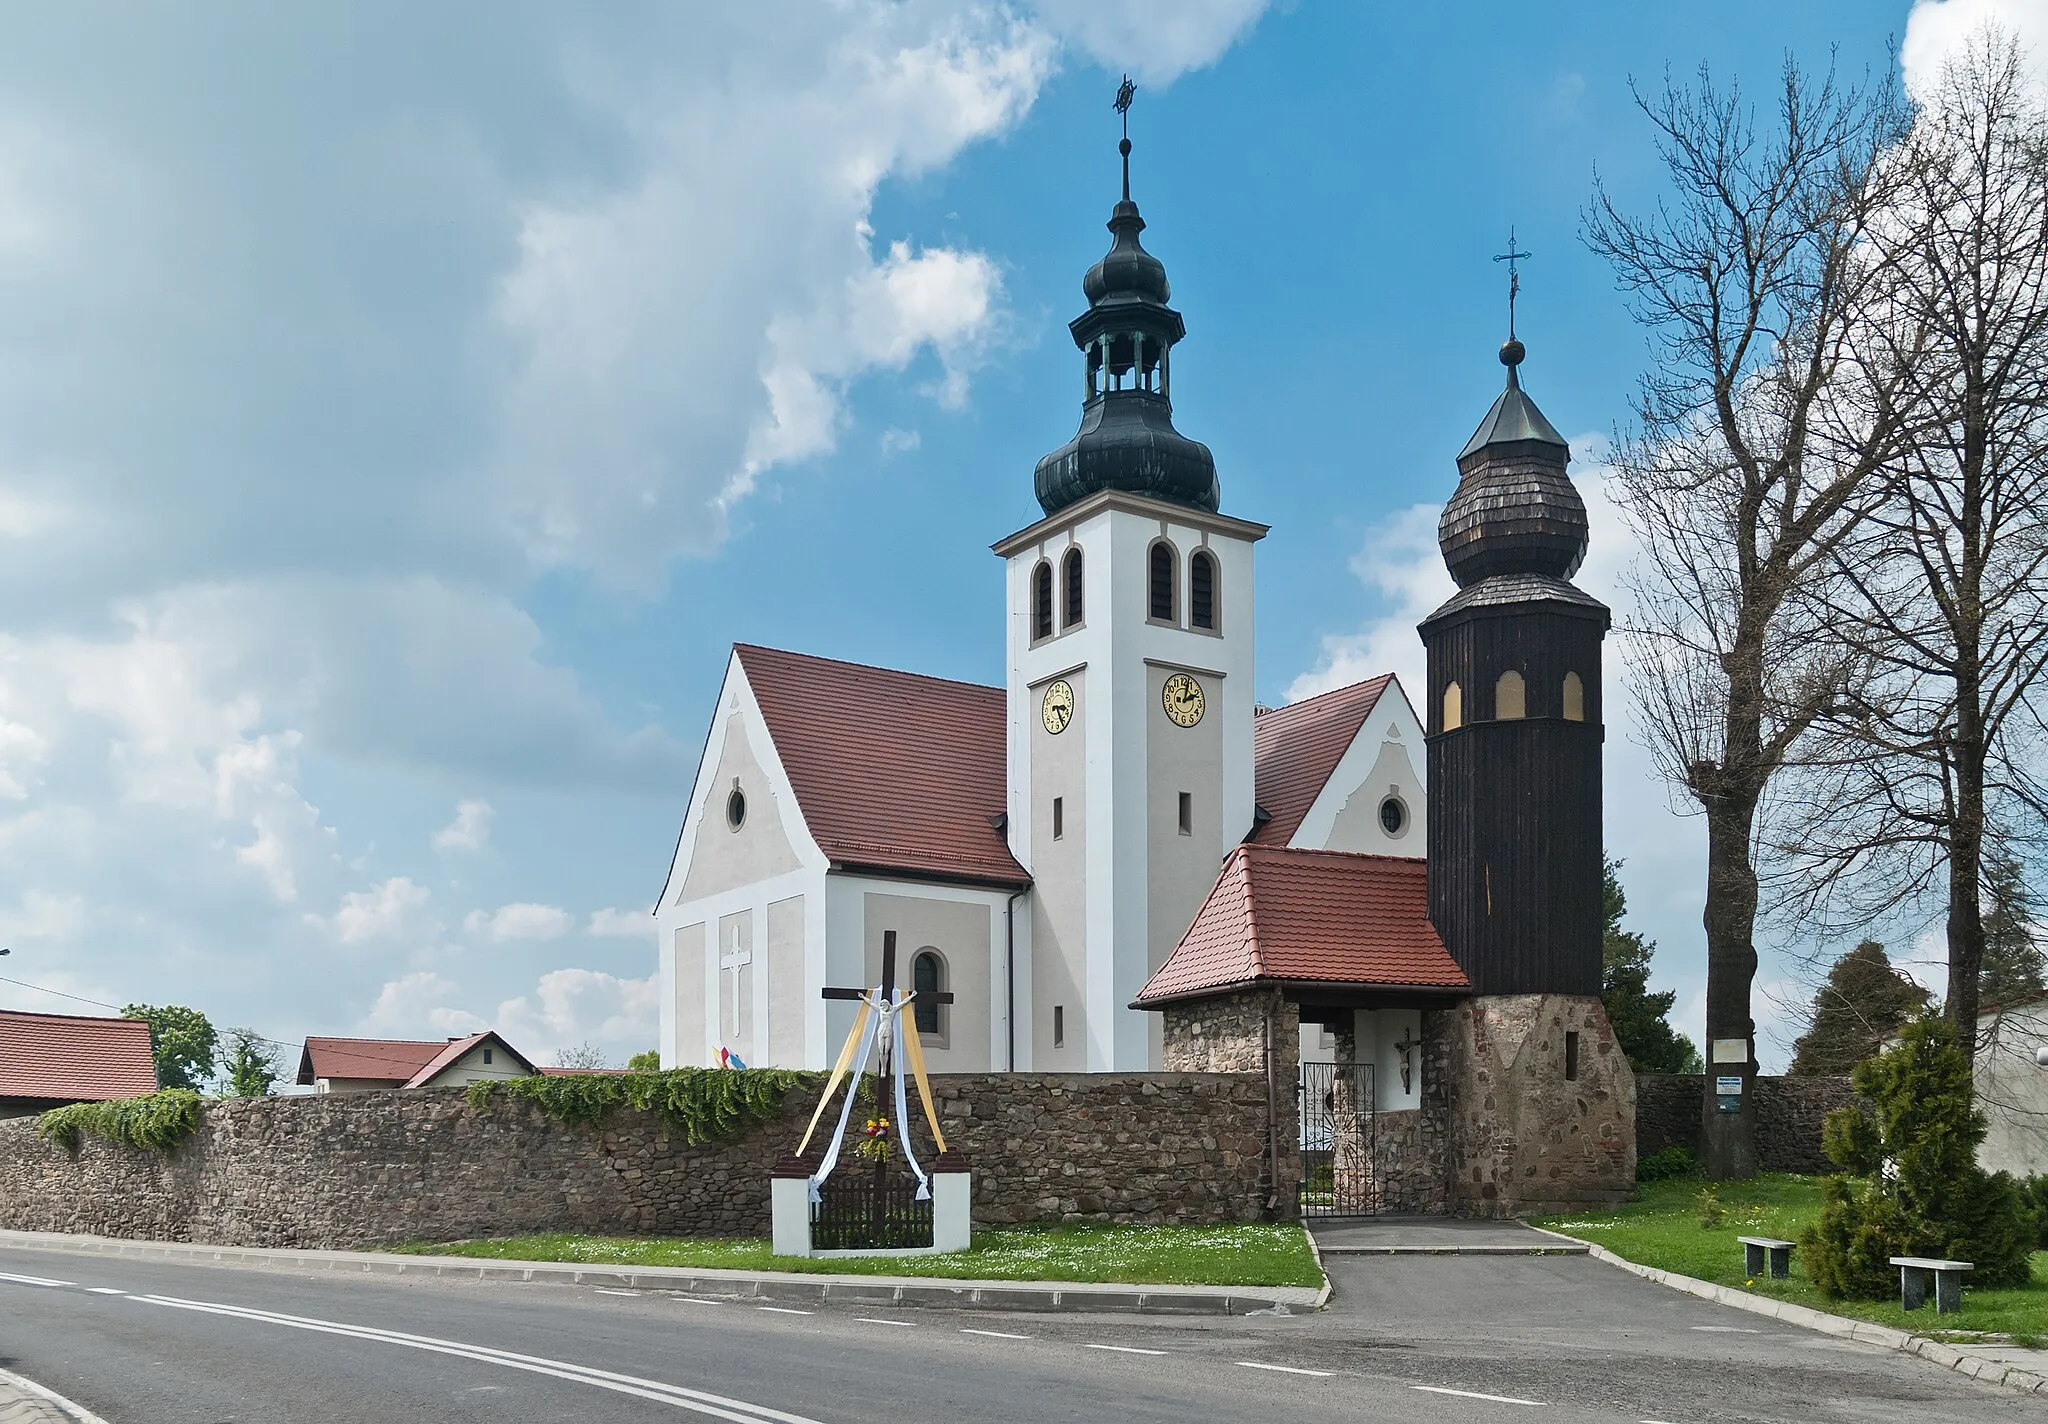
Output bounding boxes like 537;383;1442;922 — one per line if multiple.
1041;679;1075;735
1161;672;1205;728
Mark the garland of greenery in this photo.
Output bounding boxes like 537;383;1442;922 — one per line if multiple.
36;1088;205;1153
467;1067;816;1144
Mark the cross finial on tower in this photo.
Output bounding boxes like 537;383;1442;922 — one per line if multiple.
1492;226;1531;343
1114;75;1136;201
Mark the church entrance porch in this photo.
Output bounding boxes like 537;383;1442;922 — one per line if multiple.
1298;1059;1378;1217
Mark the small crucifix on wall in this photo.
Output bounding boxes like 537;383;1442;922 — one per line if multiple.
1393;1027;1419;1095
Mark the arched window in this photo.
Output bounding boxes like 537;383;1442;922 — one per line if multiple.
1562;671;1586;722
912;950;945;1039
1496;670;1526;720
1032;561;1053;641
1442;681;1462;731
1063;547;1085;628
1148;540;1177;623
1189;550;1216;630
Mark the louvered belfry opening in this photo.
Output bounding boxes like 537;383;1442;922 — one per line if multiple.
1190;549;1215;629
1418;339;1610;997
1149;541;1175;621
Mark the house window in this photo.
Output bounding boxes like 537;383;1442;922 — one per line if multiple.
1379;795;1407;837
1032;561;1054;641
1563;671;1586;722
726;786;747;830
1052;796;1064;840
1054;1005;1065;1048
1189;550;1216;630
1442;681;1463;731
1148;540;1176;622
1063;548;1085;628
912;950;945;1039
1496;669;1526;720
1565;1031;1580;1082
1178;791;1193;836
483;1048;494;1065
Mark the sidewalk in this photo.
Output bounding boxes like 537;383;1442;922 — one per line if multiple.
0;1228;1327;1317
0;1368;103;1424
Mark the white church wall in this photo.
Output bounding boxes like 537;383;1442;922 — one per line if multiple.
767;895;806;1066
1145;656;1227;1069
677;711;805;904
1354;1007;1424;1112
822;873;1014;1073
1028;663;1088;1074
1980;999;2048;1176
715;909;755;1068
1293;678;1428;857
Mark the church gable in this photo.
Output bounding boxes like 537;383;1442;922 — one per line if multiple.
1291;677;1426;856
1249;675;1403;848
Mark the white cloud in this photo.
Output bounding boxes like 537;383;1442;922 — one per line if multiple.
1904;0;2048;100
587;906;658;941
434;799;494;855
359;970;486;1040
465;901;574;943
495;967;659;1063
1029;0;1270;83
878;427;922;457
316;877;435;945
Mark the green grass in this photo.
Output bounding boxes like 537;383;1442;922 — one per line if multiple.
1532;1174;2048;1340
387;1221;1325;1289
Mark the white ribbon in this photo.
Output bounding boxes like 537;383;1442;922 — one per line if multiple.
891;995;930;1201
807;992;879;1204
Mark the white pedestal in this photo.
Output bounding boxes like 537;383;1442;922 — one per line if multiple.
933;1169;971;1253
770;1174;813;1257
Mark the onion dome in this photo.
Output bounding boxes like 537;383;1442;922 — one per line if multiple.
1034;133;1218;516
1438;339;1586;586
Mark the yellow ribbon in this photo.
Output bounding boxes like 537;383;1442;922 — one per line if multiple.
900;1000;948;1154
796;999;871;1157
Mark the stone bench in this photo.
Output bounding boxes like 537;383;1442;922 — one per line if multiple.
1890;1256;1972;1315
1738;1236;1794;1280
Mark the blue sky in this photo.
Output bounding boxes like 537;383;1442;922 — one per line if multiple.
0;1;2007;1070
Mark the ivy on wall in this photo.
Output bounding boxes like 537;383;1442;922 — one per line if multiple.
467;1068;816;1144
37;1089;205;1153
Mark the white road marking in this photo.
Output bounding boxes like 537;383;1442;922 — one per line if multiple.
959;1329;1031;1340
1688;1325;1758;1334
1237;1361;1332;1378
854;1318;912;1328
133;1294;826;1423
756;1306;813;1316
0;1271;74;1288
594;1289;641;1297
85;1287;127;1296
1083;1344;1168;1356
672;1297;727;1306
0;1365;111;1424
1412;1385;1547;1406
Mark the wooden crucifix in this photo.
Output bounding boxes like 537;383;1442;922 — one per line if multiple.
820;930;954;1078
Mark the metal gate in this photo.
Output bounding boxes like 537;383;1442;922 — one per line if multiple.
1298;1060;1378;1217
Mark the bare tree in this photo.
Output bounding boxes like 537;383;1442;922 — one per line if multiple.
1585;60;1912;1178
1779;31;2048;1073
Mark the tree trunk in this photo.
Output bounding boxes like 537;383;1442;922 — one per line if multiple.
1699;788;1762;1179
1946;682;1986;1073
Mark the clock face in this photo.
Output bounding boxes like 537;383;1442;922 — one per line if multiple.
1161;672;1205;728
1040;679;1075;735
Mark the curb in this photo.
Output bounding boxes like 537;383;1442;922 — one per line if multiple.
1534;1227;2046;1398
1311;1243;1588;1256
0;1368;108;1424
0;1229;1324;1318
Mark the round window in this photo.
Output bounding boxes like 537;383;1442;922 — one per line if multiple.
726;787;747;830
1378;795;1407;837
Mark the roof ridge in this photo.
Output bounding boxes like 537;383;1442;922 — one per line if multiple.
1232;845;1266;981
1245;844;1426;867
0;1007;147;1026
735;643;1001;696
1264;673;1393;718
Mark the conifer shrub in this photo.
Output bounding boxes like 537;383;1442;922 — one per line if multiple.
1802;1017;2037;1297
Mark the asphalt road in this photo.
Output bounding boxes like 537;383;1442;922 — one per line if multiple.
0;1242;2030;1422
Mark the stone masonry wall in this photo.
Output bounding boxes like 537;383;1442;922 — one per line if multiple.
0;1073;1274;1249
1159;988;1300;1209
1437;994;1636;1216
1636;1074;1862;1176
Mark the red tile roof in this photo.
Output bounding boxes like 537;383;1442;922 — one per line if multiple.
0;1009;158;1103
297;1036;447;1086
736;644;1028;888
402;1031;538;1088
1250;676;1395;846
1133;845;1469;1006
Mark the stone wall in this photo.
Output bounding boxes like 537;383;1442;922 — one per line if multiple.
0;1073;1276;1250
1158;987;1299;1206
1435;994;1636;1216
1636;1074;1861;1175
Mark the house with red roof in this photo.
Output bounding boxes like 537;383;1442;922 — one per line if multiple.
0;1009;159;1118
296;1031;537;1093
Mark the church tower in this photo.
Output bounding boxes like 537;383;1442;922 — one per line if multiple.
1419;331;1608;992
993;101;1265;1071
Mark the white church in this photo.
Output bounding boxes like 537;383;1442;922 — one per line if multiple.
656;130;1433;1078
